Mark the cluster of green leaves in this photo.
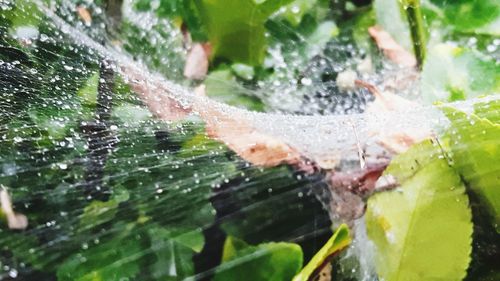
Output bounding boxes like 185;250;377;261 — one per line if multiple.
364;1;499;280
1;0;500;281
1;2;340;280
134;0;339;111
364;101;500;281
375;0;499;103
366;141;473;280
135;0;334;66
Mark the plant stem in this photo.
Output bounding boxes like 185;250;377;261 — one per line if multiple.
403;0;426;69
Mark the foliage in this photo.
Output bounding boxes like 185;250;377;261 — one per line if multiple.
0;0;499;281
293;224;351;281
366;141;473;281
441;106;500;233
421;44;499;104
213;237;303;281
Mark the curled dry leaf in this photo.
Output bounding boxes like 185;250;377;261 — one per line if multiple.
356;79;432;153
122;65;302;168
76;6;92;26
123;65;191;122
0;186;28;230
193;85;303;167
318;263;332;281
330;162;389;196
326;162;390;221
368;26;416;67
122;59;426;174
184;43;212;80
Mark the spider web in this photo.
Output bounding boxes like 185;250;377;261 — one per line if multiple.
0;0;498;280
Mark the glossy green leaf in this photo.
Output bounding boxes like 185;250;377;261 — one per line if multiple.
147;226;199;279
213;237;303;281
429;0;500;35
135;0;206;40
77;72;99;106
194;0;294;65
473;99;500;124
421;44;500;104
442;105;500;232
277;0;330;27
366;140;473;281
205;69;265;111
57;234;142;281
292;223;351;281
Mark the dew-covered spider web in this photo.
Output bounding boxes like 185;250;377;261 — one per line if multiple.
0;0;499;280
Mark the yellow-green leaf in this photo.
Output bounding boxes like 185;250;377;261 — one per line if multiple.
292;223;351;281
194;0;294;65
442;105;500;232
213;237;303;281
366;140;473;281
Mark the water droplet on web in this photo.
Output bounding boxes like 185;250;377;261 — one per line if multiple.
300;77;312;86
8;269;18;278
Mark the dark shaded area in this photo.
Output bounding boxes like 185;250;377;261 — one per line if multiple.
465;188;500;281
80;61;117;201
194;165;333;280
155;130;183;153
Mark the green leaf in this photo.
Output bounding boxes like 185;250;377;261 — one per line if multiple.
205;69;265;111
147;226;198;280
78;188;129;230
79;200;120;230
112;103;153;124
57;235;142;281
292;224;351;281
77;72;99;106
441;105;500;232
473;99;500;125
231;63;255;80
135;0;206;40
278;0;317;26
305;21;339;57
365;140;473;281
421;44;500;104
194;0;294;65
429;0;500;35
213;238;303;281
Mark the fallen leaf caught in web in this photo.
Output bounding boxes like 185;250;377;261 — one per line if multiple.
368;26;416;67
0;186;28;230
356;80;432;153
193;85;303;168
76;6;92;26
184;43;211;80
123;65;192;122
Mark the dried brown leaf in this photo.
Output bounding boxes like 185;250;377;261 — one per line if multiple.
193;85;302;167
356;80;431;153
123;65;191;121
317;263;332;281
0;187;28;230
184;43;211;80
330;162;389;196
368;26;416;67
76;6;92;26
